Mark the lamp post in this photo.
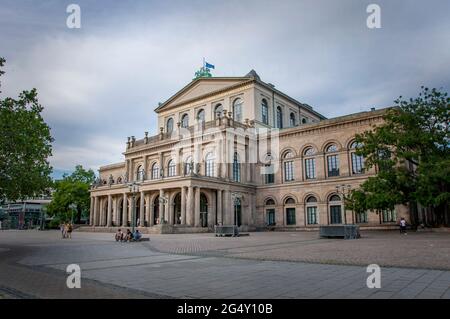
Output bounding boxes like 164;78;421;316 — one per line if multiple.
128;181;141;233
231;192;241;227
335;184;352;225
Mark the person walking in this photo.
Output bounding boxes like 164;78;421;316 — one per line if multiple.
67;223;73;239
60;223;66;238
399;217;407;235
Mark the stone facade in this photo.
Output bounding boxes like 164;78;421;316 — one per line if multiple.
89;70;409;233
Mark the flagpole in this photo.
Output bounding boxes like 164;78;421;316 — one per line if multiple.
203;57;205;69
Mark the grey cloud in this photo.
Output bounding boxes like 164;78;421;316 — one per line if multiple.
1;0;449;175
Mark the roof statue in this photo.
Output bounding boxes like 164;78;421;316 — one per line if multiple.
194;66;212;79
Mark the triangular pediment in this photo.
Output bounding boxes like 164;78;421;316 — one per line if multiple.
155;77;251;112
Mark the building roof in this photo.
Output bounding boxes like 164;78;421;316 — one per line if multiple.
154;70;326;120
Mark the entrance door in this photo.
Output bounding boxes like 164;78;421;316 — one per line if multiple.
174;193;181;225
200;194;208;227
266;209;275;226
330;205;342;224
153;196;160;225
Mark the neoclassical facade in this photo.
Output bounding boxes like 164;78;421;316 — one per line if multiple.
89;70;409;233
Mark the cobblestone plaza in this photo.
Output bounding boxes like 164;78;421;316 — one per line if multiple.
1;230;449;299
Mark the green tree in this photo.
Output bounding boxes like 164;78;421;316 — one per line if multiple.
47;165;95;224
350;87;450;226
0;57;53;202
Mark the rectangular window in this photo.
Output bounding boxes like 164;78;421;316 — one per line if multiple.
233;162;240;182
382;209;397;223
206;162;215;177
307;206;318;224
305;158;316;180
264;164;275;184
351;153;365;174
152;168;159;180
327;155;340;177
286;208;296;225
355;211;368;223
284;161;294;181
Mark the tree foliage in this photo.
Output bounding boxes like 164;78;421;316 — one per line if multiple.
47;165;95;223
0;57;54;202
349;87;450;225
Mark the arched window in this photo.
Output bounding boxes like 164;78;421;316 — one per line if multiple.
350;141;365;174
285;197;295;205
306;196;318;225
265;198;275;206
329;194;342;224
197;109;205;122
263;153;275;184
136;165;145;181
283;151;294;182
326;144;340;177
284;197;296;225
290;113;296;127
214;104;223;119
181;113;189;128
151;163;159;180
303;147;316;180
167;159;176;177
261;99;269;125
184;156;192;175
205;152;215;177
302;118;307;124
276;106;283;128
233;152;241;182
233;98;243;122
166;118;174;133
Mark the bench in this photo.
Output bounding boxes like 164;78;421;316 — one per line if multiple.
215;225;239;237
319;225;360;239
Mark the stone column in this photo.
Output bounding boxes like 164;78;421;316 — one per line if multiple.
89;196;94;226
246;193;253;226
149;201;155;226
223;190;230;225
169;195;174;225
187;186;194;226
145;193;151;226
217;190;223;225
99;197;104;226
159;189;165;223
107;194;112;227
194;187;201;227
139;191;145;226
181;187;186;225
93;196;99;226
122;193;127;227
209;192;216;227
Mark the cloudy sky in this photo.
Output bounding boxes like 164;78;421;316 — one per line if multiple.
1;0;449;178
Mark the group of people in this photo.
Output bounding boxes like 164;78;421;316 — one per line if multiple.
115;228;143;242
60;222;73;239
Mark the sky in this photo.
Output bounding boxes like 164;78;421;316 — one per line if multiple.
1;0;449;179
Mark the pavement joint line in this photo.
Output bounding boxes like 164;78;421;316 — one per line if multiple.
17;252;176;268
